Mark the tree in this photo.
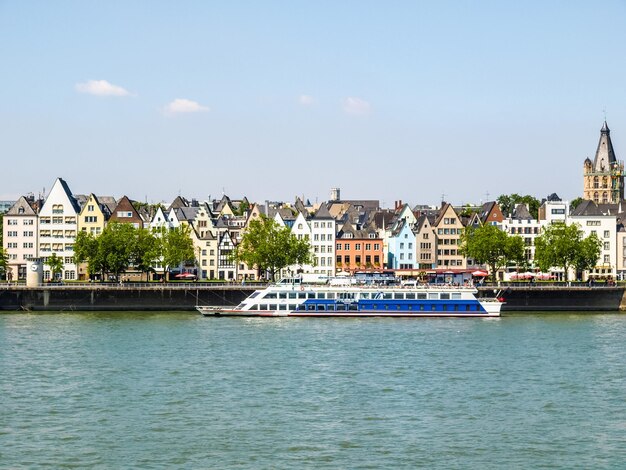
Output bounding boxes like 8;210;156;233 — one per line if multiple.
0;246;8;280
45;253;64;281
98;222;137;279
131;228;160;281
534;222;599;281
573;233;602;279
157;225;195;281
497;194;540;219
506;235;528;272
570;197;584;211
74;230;100;279
460;224;524;282
233;216;313;281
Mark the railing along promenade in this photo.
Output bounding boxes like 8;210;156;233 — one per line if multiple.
0;281;269;290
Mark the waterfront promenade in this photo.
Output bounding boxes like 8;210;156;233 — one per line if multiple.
2;282;626;312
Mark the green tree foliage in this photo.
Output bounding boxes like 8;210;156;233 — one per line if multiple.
234;216;313;280
0;246;8;280
460;224;525;282
45;253;64;280
570;197;584;211
497;194;540;219
0;213;3;246
132;228;161;281
156;224;196;280
74;231;100;277
573;233;602;276
534;222;600;281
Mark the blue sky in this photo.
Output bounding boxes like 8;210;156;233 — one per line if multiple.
1;1;626;207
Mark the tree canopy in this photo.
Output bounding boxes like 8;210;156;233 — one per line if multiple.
44;253;64;280
534;222;601;281
156;224;196;280
233;216;313;280
460;224;525;282
0;246;8;280
75;223;192;281
497;194;540;219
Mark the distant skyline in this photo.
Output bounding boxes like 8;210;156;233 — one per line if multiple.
1;1;625;207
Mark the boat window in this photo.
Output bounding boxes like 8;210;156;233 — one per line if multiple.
251;304;259;310
417;293;427;299
383;293;392;299
393;293;404;299
318;293;326;299
326;305;334;311
298;292;306;299
419;305;424;311
327;293;335;299
440;293;450;300
249;292;260;299
442;304;447;311
405;293;416;299
349;304;358;311
306;304;315;311
453;305;459;311
264;293;277;299
260;304;268;310
318;304;326;311
279;304;287;310
336;304;346;311
428;293;438;300
396;305;401;310
289;292;297;299
307;292;315;299
451;293;461;300
372;304;377;310
407;305;412;310
269;304;277;311
289;304;297;311
431;305;436;311
279;292;287;299
466;305;471;311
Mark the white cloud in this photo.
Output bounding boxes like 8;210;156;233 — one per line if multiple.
163;98;209;114
342;96;371;115
298;94;316;106
75;79;131;96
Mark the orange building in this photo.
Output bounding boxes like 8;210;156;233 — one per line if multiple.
335;221;384;273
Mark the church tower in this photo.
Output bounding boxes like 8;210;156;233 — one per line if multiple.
583;121;624;203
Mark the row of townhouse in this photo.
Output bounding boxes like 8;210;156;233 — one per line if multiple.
4;176;625;282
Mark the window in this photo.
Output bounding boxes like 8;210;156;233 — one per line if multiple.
604;230;610;238
355;243;361;250
336;243;342;251
365;243;371;250
374;243;380;250
604;242;610;250
604;255;610;263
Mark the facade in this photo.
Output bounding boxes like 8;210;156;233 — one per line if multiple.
310;205;336;277
414;214;437;270
386;219;416;270
37;178;80;280
3;196;40;280
108;196;144;228
335;221;383;273
433;203;466;269
502;203;541;267
583;121;624;204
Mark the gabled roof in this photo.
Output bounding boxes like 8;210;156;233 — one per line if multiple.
570;199;622;217
55;177;82;214
313;203;333;219
6;196;38;216
168;196;189;211
511;203;533;220
175;206;200;222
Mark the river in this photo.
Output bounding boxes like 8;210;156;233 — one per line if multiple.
2;312;625;469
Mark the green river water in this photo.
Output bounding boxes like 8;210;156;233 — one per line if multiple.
1;312;625;469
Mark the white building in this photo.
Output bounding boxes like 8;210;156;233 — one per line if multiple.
3;196;40;280
37;178;81;280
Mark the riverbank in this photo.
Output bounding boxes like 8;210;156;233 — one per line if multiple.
2;284;626;312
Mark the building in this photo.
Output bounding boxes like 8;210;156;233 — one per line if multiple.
37;178;81;280
583;121;624;204
3;196;41;280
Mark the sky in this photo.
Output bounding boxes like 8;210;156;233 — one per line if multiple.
1;1;626;208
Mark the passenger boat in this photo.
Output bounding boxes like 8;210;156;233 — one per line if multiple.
196;277;502;317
